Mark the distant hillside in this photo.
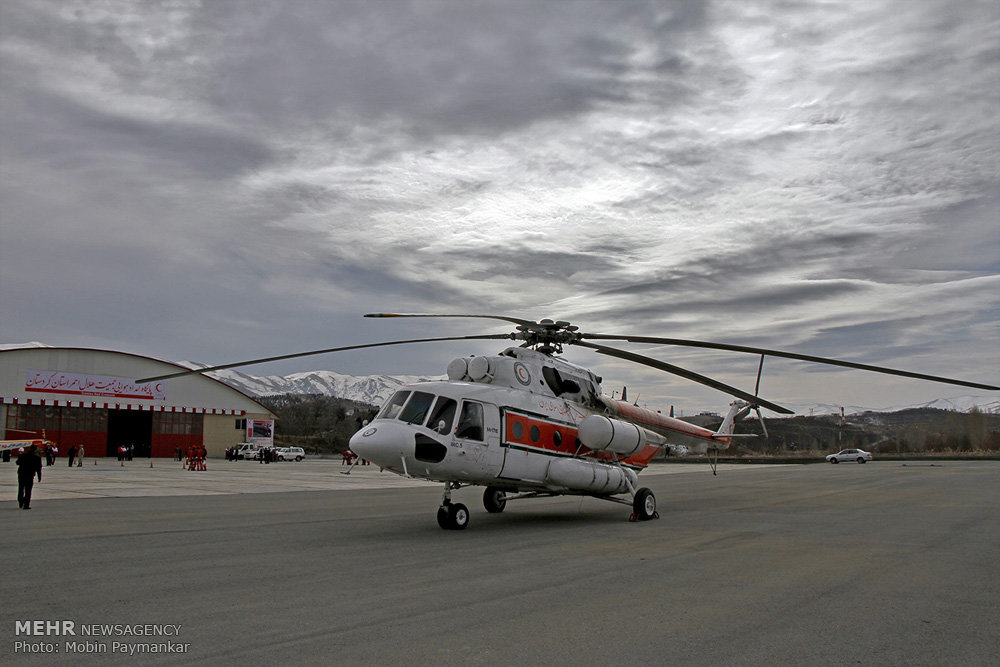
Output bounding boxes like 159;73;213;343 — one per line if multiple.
254;393;378;453
684;407;1000;454
780;395;1000;417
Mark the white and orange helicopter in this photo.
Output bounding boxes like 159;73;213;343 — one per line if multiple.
143;313;998;530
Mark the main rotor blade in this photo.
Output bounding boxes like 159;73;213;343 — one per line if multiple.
573;340;794;414
581;333;999;391
136;334;513;383
366;312;542;329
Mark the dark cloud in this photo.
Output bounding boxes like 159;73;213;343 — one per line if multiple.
448;245;623;283
1;0;996;411
199;0;706;134
592;229;880;298
4;88;272;180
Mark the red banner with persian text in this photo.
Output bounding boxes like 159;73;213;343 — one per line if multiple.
25;369;166;401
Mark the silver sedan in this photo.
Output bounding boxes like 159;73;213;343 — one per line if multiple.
826;448;873;464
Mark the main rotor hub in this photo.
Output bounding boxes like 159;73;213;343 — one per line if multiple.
514;319;581;354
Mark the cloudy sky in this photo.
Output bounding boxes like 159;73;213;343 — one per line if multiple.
2;0;998;413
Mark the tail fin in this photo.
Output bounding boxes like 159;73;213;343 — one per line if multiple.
715;400;752;437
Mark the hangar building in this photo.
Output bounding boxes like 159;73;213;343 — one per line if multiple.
0;347;275;458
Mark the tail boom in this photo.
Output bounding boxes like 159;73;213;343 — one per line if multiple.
606;399;734;454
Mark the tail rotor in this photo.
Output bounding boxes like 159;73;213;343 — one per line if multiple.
752;354;769;438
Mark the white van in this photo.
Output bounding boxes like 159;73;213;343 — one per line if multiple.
276;447;305;462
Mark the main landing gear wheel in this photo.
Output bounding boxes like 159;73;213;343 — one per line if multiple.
483;487;507;513
631;487;658;522
437;503;470;530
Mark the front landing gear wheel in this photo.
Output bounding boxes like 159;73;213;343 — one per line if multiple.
447;503;470;530
483;487;507;513
437;502;470;530
632;487;658;521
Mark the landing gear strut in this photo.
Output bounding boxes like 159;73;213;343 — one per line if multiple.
438;482;469;530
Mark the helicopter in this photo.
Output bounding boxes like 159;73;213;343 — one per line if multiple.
141;312;998;530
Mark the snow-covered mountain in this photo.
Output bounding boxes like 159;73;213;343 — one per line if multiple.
179;362;442;407
784;395;1000;418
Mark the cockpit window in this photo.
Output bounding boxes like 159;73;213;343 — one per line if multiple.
399;391;435;425
455;401;484;441
427;396;458;435
377;391;410;420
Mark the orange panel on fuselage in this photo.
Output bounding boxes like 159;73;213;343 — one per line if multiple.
502;410;657;469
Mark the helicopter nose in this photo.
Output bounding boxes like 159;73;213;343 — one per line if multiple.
349;421;410;469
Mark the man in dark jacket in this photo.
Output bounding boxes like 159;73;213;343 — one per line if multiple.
17;445;43;510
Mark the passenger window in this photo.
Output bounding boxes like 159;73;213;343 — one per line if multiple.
427;397;457;434
455;401;484;441
377;391;410;420
399;391;435;425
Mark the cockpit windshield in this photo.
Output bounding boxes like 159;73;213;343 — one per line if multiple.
377;391;410;420
376;390;458;435
399;391;435;425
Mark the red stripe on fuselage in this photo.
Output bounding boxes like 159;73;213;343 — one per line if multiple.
504;411;578;456
503;410;658;469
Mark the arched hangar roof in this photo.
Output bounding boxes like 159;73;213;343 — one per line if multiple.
0;347;274;417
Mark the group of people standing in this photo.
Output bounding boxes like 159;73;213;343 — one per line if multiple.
341;450;369;466
67;444;85;467
185;444;207;471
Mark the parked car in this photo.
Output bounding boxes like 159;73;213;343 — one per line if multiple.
826;448;872;464
234;443;261;460
276;447;305;462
